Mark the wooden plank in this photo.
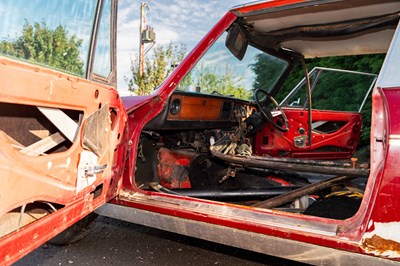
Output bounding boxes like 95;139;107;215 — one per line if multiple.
29;130;50;139
20;132;65;156
37;107;78;142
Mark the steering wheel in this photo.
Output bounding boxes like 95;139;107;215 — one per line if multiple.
254;89;289;132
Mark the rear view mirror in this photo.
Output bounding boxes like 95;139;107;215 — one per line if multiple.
226;23;248;60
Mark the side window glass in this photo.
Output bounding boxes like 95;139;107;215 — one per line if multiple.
281;67;377;112
0;0;97;77
92;0;112;77
377;22;400;88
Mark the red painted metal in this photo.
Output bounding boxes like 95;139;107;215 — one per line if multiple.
254;108;362;159
120;11;237;191
118;4;400;262
157;148;192;189
232;0;307;14
0;197;97;264
113;7;364;252
111;197;363;255
0;57;127;265
3;0;400;264
367;88;400;224
122;95;155;113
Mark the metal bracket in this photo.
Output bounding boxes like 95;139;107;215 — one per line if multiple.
83;164;107;177
219;167;237;184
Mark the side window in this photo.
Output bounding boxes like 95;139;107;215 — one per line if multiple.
281;67;377;112
377;22;400;88
0;0;97;77
92;0;112;78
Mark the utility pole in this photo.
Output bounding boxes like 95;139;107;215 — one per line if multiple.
139;2;147;76
139;2;155;76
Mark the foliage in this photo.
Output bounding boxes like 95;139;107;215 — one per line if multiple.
250;53;288;95
0;21;84;75
182;64;250;99
275;54;385;102
126;43;187;95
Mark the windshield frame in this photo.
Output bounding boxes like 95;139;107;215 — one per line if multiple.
173;23;295;101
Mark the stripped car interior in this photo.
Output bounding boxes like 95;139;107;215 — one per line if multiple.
2;0;400;264
130;0;399;219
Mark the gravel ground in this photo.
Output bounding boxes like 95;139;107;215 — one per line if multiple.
15;215;304;266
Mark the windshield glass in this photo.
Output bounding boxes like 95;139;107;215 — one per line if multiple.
0;0;98;77
176;32;288;101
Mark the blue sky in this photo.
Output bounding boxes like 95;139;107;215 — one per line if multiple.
0;0;247;91
117;0;246;92
0;0;97;73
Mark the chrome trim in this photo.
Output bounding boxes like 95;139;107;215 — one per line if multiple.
359;76;377;113
115;192;338;236
96;203;398;266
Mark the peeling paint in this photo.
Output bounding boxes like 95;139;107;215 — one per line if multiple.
362;234;400;258
362;221;400;258
49;79;53;100
367;219;373;230
372;222;400;243
58;157;71;168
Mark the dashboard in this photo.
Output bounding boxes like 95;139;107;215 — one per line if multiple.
145;91;256;130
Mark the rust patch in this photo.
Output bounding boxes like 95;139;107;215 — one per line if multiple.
362;234;400;255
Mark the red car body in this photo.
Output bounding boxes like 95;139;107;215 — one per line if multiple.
1;0;400;265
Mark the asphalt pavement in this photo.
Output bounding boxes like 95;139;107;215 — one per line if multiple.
14;216;304;266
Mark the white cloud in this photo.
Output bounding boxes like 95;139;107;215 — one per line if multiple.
153;26;179;44
116;0;247;91
202;50;231;67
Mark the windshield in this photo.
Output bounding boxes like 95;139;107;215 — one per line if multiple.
0;0;98;77
176;32;288;101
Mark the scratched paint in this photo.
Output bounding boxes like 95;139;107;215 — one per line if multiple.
58;157;72;168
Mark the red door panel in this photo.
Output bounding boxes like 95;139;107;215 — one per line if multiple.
0;58;127;264
254;108;362;159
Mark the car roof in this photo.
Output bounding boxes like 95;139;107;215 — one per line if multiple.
232;0;400;58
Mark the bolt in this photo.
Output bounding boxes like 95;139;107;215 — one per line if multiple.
351;157;358;168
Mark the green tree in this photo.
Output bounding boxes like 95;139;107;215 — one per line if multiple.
213;65;249;99
126;43;187;95
0;21;84;75
182;64;250;99
279;54;384;100
250;53;288;95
